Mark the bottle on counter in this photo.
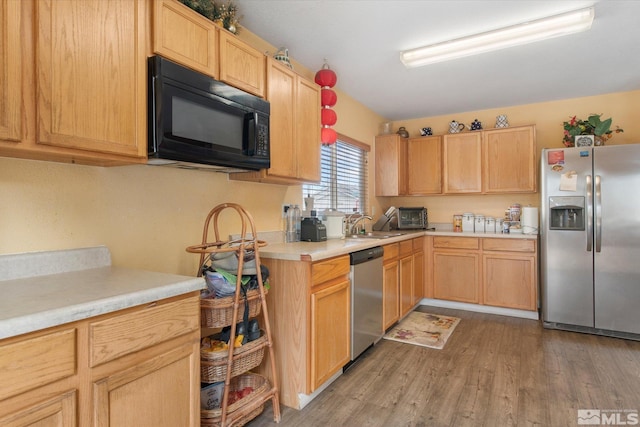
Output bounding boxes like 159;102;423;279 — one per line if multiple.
285;205;296;243
293;204;301;241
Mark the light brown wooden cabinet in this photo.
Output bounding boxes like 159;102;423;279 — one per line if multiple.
375;134;408;196
231;58;320;184
407;136;442;194
443;132;483;194
0;0;23;144
412;237;425;306
399;240;414;317
218;30;266;98
259;254;349;409
482;238;537;311
0;293;200;427
0;0;148;166
429;235;538;311
152;0;218;78
382;243;400;330
483;126;537;193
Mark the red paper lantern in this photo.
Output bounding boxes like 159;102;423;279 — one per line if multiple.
321;108;337;126
321;89;337;107
321;127;337;145
314;63;337;88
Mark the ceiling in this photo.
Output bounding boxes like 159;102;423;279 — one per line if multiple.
233;0;640;121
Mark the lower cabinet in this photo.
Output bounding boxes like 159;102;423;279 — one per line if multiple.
0;292;201;427
382;243;400;330
260;254;350;409
399;240;414;317
310;277;351;390
429;236;538;311
412;237;425;306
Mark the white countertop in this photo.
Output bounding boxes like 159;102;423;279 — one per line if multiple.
260;229;538;262
0;246;204;340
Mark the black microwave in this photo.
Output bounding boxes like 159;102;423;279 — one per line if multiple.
148;56;270;171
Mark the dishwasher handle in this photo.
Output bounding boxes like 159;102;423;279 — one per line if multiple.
350;246;384;265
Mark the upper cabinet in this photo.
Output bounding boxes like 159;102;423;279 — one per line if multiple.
375;134;407;196
483;126;537;193
218;30;266;98
377;125;536;196
230;58;320;184
407;135;442;195
0;0;148;165
152;0;265;98
443;132;483;194
0;0;22;143
152;0;218;78
36;0;148;160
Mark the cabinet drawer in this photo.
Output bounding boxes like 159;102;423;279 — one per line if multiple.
433;236;479;250
399;240;413;257
482;238;536;252
312;255;350;285
89;295;199;367
383;243;399;262
0;328;76;401
412;237;425;252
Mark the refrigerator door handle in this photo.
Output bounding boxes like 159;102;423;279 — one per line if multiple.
595;175;602;252
586;174;593;252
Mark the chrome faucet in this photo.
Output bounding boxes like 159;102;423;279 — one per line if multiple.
350;215;373;235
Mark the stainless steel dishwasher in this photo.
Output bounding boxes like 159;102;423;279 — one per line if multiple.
350;246;384;361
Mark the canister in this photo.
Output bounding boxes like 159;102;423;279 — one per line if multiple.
453;214;463;232
474;215;485;233
462;213;475;232
485;217;495;233
496;218;504;233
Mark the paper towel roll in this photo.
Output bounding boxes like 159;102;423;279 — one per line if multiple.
522;207;539;235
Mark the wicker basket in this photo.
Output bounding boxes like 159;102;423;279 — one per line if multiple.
200;373;269;422
200;288;266;328
201;331;267;383
200;403;264;427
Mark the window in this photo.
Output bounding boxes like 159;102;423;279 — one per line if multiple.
303;135;369;215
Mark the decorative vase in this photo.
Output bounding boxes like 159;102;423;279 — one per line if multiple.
397;127;409;138
594;135;606;146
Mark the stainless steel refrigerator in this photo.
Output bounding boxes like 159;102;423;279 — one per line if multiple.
541;144;640;338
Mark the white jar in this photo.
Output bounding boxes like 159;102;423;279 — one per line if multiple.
474;215;485;233
496;218;504;234
485;217;495;233
462;213;475;232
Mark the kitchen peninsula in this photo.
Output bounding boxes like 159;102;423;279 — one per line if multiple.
258;228;538;409
0;246;204;426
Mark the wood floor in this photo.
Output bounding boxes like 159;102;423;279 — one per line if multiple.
248;305;640;426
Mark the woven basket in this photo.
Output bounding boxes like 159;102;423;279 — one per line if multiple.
200;288;266;328
200;403;264;427
201;331;267;383
200;373;269;421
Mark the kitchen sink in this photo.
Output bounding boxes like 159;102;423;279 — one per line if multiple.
346;231;406;240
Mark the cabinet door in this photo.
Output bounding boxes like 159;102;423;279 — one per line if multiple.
0;390;76;427
218;30;265;98
443;133;482;193
412;247;424;305
382;260;399;330
36;0;147;159
310;278;350;390
152;0;218;78
433;251;480;303
483;253;537;310
0;0;22;143
93;343;199;427
265;60;296;178
399;255;413;317
375;134;407;196
483;126;536;193
407;136;442;194
295;77;320;182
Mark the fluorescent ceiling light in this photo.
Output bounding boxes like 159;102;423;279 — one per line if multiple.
400;7;594;68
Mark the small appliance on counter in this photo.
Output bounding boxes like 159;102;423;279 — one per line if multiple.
396;207;428;230
322;210;346;239
300;217;327;242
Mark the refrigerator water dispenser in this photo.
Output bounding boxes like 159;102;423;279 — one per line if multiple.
549;196;585;230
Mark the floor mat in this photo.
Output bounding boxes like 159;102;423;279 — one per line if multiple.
383;311;460;349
